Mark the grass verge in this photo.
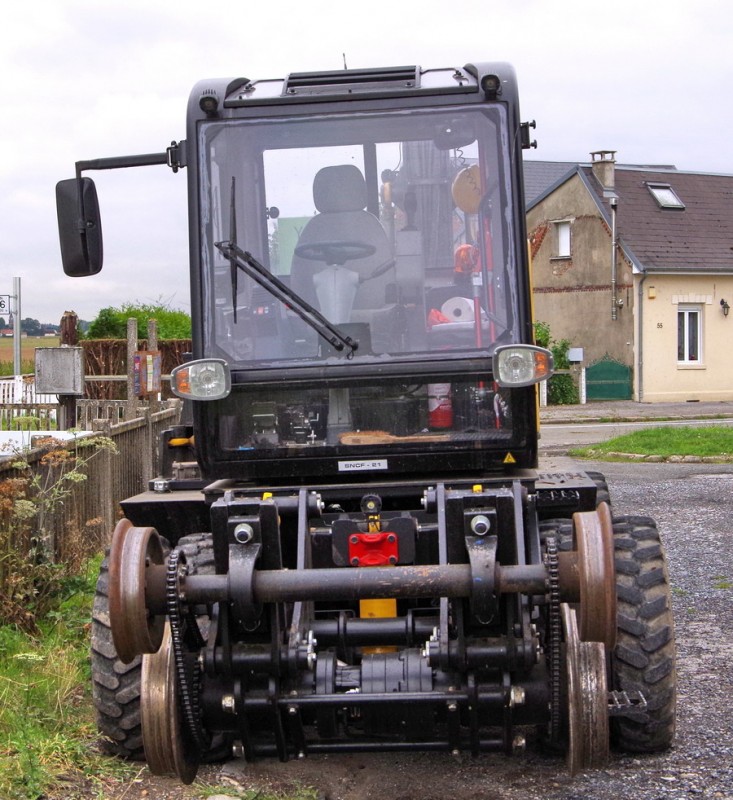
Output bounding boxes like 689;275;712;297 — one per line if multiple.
0;556;147;799
569;425;733;461
0;554;318;800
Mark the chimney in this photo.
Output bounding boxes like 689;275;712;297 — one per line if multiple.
590;150;616;189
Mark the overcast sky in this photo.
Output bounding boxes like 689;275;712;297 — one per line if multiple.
2;0;731;326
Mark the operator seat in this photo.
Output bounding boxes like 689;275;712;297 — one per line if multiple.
290;165;400;352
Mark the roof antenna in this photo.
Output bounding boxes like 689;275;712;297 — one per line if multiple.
343;53;348;70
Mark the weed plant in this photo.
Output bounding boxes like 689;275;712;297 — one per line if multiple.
0;434;115;632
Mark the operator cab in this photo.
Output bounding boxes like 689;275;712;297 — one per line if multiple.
185;73;549;481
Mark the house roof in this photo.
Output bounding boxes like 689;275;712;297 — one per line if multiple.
525;156;733;275
522;160;577;205
580;165;733;274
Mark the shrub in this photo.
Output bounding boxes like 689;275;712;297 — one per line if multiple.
534;321;579;405
84;301;191;339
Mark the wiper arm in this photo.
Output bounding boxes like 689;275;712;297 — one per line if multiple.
214;240;358;356
228;178;239;324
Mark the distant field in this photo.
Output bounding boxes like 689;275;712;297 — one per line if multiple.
0;336;59;370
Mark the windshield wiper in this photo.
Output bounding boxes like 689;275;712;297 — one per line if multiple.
214;240;358;356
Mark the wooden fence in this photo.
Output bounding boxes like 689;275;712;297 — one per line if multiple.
0;401;181;566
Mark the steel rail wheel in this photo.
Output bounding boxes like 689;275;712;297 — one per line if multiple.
141;622;199;784
574;502;617;649
108;519;165;664
562;603;610;774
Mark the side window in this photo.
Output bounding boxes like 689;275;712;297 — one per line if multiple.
554;220;571;258
677;305;701;364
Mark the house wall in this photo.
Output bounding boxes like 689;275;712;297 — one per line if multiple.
527;175;634;367
637;274;733;401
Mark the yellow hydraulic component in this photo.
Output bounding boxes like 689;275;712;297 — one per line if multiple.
360;503;396;653
168;436;194;448
360;598;397;619
359;598;397;654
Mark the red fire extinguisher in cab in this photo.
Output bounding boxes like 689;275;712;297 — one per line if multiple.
428;383;453;429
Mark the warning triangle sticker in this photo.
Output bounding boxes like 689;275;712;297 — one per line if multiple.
503;452;517;464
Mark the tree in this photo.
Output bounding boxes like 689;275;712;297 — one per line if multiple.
21;318;43;336
85;302;191;340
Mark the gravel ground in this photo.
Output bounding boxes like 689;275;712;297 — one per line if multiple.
58;460;733;800
213;461;733;800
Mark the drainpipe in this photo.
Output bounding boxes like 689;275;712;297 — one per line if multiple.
610;196;619;320
637;273;646;401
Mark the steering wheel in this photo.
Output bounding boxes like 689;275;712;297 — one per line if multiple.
294;240;376;266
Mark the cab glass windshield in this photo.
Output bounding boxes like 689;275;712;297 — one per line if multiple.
198;105;520;368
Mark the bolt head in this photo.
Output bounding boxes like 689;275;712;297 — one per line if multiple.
470;514;491;536
233;522;255;544
510;686;526;707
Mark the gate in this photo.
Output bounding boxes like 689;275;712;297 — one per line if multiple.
585;355;632;400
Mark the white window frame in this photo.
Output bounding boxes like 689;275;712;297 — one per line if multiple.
647;182;685;209
554;220;571;258
677;305;702;365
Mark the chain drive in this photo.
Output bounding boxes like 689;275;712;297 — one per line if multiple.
166;547;210;753
544;535;562;742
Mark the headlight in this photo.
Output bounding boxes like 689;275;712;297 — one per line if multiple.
171;359;231;400
493;345;553;387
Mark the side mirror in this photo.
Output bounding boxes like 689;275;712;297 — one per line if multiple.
56;177;103;276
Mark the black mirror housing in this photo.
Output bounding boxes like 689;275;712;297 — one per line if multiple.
56;177;103;276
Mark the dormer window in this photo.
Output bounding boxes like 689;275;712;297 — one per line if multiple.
647;182;685;209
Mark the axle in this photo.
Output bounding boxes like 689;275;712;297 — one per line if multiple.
151;562;549;609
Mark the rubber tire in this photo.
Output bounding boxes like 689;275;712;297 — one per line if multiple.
585;470;611;508
90;532;215;759
539;512;676;754
611;515;676;752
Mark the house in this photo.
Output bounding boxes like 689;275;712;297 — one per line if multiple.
524;151;733;402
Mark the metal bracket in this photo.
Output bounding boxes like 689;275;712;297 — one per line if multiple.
229;541;262;625
608;689;648;718
166;140;186;173
465;533;498;623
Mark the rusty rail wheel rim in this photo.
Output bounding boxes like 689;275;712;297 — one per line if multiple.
108;519;165;663
574;503;617;649
141;623;198;784
562;603;610;775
